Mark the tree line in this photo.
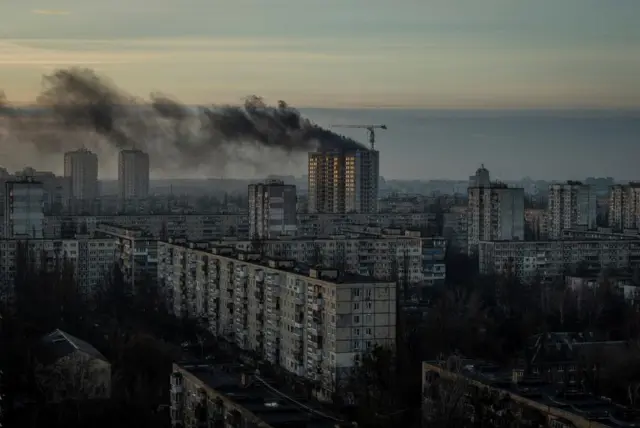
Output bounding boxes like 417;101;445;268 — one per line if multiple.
0;242;200;428
342;254;640;428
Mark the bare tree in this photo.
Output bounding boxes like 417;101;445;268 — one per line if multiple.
34;354;110;403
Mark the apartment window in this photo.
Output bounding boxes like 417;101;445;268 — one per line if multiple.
353;315;360;324
353;340;361;350
366;328;372;335
353;302;360;310
366;302;372;310
354;328;360;336
365;289;372;299
352;289;360;298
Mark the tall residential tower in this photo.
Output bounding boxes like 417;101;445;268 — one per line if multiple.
118;149;150;200
308;149;379;214
64;148;99;201
248;179;297;239
547;181;597;239
467;166;525;255
608;183;640;232
4;176;44;239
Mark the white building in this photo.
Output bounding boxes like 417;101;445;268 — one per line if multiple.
118;149;150;200
608;183;640;232
248;180;297;239
478;239;640;283
64;148;99;201
157;241;396;395
308;149;379;214
467;166;525;255
547;181;597;239
4;177;45;239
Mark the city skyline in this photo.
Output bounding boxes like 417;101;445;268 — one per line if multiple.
1;0;639;109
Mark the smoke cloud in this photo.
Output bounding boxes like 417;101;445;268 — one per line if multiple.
0;68;366;176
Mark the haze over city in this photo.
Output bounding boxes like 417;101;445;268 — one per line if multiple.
2;0;640;180
4;2;640;428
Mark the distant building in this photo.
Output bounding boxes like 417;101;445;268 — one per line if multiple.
467;166;525;255
64;148;99;202
308;149;379;214
478;238;640;283
97;223;157;290
4;177;44;239
33;329;111;403
547;181;597;239
608;183;640;232
524;208;547;240
248;179;297;239
0;236;117;297
118;149;150;200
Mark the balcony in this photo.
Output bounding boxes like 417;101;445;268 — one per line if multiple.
292;326;303;338
310;298;324;311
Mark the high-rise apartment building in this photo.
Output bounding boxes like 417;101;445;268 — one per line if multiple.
547;181;597;239
64;148;99;201
308;149;379;214
118;149;150;200
467;166;525;255
248;179;297;239
608;183;640;232
4;177;45;239
157;240;396;396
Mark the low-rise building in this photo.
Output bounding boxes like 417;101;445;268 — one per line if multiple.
170;362;353;428
34;329;111;403
423;358;640;428
158;241;396;396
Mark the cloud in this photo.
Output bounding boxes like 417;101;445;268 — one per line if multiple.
31;9;71;16
0;41;167;66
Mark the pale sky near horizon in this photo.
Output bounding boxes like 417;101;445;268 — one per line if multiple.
1;0;639;109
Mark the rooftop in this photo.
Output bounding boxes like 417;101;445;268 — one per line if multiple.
35;329;107;366
176;362;347;428
425;359;640;428
163;239;391;285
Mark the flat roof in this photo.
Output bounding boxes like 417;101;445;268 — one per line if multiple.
424;359;640;428
177;362;344;428
162;240;392;285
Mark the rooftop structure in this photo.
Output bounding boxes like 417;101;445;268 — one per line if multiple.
171;362;353;428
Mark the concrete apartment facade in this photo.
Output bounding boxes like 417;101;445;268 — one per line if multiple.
467;167;525;255
308;150;380;214
0;236;117;297
608;183;640;232
157;240;396;395
248;180;297;239
96;223;158;289
547;182;597;239
478;239;640;283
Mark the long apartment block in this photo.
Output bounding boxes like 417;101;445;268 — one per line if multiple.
479;239;640;283
210;233;439;285
158;238;396;396
0;236;118;297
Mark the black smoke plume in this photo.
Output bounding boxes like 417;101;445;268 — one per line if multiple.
1;68;366;174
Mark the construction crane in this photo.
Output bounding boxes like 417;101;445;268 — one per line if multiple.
331;124;387;150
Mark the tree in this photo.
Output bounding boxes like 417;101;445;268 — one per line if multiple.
342;346;404;428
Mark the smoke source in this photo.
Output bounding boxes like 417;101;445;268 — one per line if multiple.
0;68;366;176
